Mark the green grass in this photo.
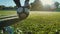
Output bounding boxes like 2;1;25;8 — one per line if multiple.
0;10;17;17
12;11;60;34
55;8;60;11
0;10;60;34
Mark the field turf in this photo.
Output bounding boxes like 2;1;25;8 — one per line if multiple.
0;10;60;34
0;10;17;17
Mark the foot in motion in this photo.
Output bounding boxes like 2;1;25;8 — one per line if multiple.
2;26;14;34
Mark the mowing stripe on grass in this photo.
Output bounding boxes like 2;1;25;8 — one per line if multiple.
0;16;18;21
0;15;18;19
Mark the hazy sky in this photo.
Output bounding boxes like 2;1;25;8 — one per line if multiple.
0;0;34;7
41;0;60;5
0;0;60;7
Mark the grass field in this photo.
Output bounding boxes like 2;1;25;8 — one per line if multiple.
0;10;60;34
0;10;17;17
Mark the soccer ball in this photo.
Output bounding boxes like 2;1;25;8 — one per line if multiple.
17;7;29;20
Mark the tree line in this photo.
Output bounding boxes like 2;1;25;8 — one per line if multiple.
0;0;43;10
0;5;17;10
0;0;60;11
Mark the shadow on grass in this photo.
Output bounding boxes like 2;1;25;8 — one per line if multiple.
0;18;20;30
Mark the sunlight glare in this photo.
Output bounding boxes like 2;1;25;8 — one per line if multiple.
40;0;54;5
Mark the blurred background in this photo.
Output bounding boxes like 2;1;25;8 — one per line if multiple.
0;0;60;11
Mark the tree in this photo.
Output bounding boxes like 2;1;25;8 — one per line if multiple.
54;2;60;9
0;5;5;10
13;6;17;10
31;0;43;11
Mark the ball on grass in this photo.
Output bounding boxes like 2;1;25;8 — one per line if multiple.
17;7;29;20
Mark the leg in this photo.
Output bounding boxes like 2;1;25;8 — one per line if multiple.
25;0;30;9
25;0;29;2
13;0;21;8
25;0;29;1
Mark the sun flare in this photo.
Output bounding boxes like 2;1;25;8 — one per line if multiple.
41;0;54;5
